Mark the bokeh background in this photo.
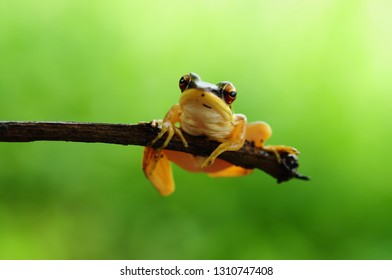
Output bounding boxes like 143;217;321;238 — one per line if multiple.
1;0;391;259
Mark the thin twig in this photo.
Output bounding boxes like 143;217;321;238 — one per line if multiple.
0;121;308;182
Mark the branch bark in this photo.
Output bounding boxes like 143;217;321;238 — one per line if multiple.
0;121;308;182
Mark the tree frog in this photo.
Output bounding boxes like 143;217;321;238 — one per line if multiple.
143;73;298;196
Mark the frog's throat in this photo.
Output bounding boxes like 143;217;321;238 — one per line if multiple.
180;88;232;117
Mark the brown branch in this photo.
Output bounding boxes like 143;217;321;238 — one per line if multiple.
0;121;308;183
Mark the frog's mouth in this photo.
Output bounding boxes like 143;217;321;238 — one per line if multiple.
180;88;233;120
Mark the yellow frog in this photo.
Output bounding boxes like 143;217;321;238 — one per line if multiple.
143;73;298;196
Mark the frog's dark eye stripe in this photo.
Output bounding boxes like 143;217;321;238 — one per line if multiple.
221;82;237;105
179;74;191;92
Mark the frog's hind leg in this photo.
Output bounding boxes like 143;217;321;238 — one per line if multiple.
142;147;175;196
246;121;272;148
208;165;253;178
247;121;299;161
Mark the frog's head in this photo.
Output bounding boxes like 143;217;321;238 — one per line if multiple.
178;73;237;114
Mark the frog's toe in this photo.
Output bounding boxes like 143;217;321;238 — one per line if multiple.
149;124;174;150
149;122;188;150
150;119;162;127
201;156;215;169
267;145;299;155
174;127;188;147
262;145;299;163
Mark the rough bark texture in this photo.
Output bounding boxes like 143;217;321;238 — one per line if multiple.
0;121;309;182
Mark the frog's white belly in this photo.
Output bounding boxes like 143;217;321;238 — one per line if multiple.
179;103;233;141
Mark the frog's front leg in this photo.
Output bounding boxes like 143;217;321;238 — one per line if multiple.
201;114;247;169
150;104;188;149
143;104;188;196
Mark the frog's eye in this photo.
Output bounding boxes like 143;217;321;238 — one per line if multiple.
179;74;191;92
222;82;237;104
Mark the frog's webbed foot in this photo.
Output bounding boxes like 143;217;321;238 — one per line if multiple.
262;145;299;163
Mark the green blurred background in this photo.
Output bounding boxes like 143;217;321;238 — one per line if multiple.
1;0;391;259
